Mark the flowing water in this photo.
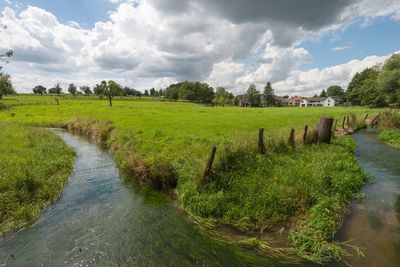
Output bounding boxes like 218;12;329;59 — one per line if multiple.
328;129;400;267
0;130;273;267
1;129;400;266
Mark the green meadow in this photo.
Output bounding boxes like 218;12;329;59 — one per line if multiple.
0;95;375;263
0;124;75;233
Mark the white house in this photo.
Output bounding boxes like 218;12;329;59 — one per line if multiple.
300;96;335;107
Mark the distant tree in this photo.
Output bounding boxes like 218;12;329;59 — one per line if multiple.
346;66;381;106
68;83;77;96
80;86;92;95
164;81;214;103
377;53;400;106
144;89;149;96
326;85;344;98
246;84;261;107
320;89;327;97
165;84;179;101
32;85;47;95
48;83;62;95
0;73;14;100
103;80;123;107
149;88;156;96
382;53;400;71
262;82;275;106
0;22;13;71
93;83;105;99
214;87;234;106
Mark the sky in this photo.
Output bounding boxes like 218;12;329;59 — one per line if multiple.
0;0;400;96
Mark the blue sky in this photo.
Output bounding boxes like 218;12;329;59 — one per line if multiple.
301;18;400;70
0;0;114;27
1;0;399;95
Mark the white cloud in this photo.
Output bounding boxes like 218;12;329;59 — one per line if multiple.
0;0;399;94
272;53;395;96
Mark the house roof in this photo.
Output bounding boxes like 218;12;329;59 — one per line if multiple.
305;97;326;102
290;96;302;101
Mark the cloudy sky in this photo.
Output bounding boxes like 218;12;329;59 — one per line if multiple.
0;0;400;96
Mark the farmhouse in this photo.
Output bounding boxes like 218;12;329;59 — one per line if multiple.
300;96;335;107
288;96;302;107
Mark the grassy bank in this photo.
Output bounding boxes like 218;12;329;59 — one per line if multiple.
0;124;75;234
0;95;374;262
378;111;400;148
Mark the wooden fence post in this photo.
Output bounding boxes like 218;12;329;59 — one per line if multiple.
288;129;295;148
258;128;266;154
364;114;369;122
203;146;217;179
317;117;334;144
342;116;346;128
303;125;308;144
346;116;350;126
332;119;338;137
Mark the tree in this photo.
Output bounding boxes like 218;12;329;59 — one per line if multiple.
48;83;62;95
33;85;47;95
68;83;77;96
346;66;380;106
149;88;156;96
383;53;400;71
103;80;123;107
0;22;13;71
326;85;344;98
262;82;275;106
214;87;234;106
0;73;14;100
144;89;149;96
164;81;214;103
80;86;92;95
320;89;327;97
246;84;261;107
94;83;105;99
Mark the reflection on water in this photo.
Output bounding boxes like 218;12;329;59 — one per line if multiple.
329;129;400;267
0;130;274;267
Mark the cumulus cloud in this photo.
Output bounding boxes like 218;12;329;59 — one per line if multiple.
272;53;395;96
0;0;399;93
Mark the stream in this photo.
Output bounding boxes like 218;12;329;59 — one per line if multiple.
0;130;272;267
0;129;399;266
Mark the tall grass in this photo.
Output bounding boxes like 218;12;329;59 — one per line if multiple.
0;95;376;263
0;124;75;234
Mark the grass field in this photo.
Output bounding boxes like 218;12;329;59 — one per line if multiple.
0;124;75;234
0;95;375;263
378;111;400;148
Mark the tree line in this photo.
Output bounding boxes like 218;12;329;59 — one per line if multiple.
345;53;400;107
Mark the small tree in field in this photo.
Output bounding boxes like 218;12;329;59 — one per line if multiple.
80;86;92;95
33;85;47;95
48;83;62;95
0;73;14;100
103;80;123;107
68;83;77;96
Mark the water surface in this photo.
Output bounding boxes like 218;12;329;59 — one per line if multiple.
0;130;272;267
330;129;400;267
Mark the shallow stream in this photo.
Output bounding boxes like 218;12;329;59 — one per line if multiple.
1;129;399;266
